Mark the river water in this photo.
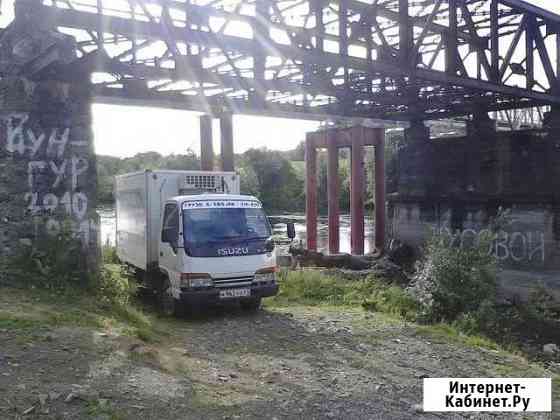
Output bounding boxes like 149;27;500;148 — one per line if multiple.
98;206;376;254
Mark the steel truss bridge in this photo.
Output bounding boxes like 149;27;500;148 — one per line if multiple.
7;0;560;122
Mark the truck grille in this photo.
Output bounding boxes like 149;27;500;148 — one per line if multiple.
213;275;253;288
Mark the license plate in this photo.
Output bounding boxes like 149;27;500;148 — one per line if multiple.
219;288;251;299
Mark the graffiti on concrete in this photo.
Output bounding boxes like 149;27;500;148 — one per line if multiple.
440;227;545;263
2;113;95;242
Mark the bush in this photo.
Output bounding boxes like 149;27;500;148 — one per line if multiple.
5;224;135;309
102;244;120;264
8;222;89;290
96;264;136;308
409;230;497;323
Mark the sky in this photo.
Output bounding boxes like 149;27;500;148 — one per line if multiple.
0;0;558;158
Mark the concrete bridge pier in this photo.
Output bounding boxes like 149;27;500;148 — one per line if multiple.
388;110;560;299
199;115;214;171
0;47;99;271
199;113;235;172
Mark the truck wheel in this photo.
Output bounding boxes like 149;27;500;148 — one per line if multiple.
160;285;185;318
240;297;262;312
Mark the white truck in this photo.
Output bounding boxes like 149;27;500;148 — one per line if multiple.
115;170;294;315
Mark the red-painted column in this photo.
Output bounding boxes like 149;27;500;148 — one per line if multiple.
305;137;318;251
350;127;365;255
375;129;386;252
327;130;339;254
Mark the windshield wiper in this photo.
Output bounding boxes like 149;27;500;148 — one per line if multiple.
204;236;269;243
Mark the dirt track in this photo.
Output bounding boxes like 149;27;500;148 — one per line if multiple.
0;296;558;419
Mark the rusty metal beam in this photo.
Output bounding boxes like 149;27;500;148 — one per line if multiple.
28;0;560;122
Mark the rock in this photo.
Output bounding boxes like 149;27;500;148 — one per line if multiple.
38;394;48;406
18;238;32;247
22;405;36;415
48;392;60;401
388;240;417;271
543;343;559;355
412;404;423;413
277;255;293;267
64;392;78;403
356;343;371;353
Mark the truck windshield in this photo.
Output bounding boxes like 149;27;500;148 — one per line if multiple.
183;207;272;257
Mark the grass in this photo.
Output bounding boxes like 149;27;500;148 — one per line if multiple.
0;284;159;343
271;270;419;321
414;323;500;351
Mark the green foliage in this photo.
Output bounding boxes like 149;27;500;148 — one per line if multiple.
527;285;560;321
362;285;420;321
274;270;419;321
238;148;304;212
102;244;120;264
7;225;135;310
9;221;88;290
96;264;137;308
409;230;497;323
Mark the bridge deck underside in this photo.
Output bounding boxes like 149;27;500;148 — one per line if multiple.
7;0;560;121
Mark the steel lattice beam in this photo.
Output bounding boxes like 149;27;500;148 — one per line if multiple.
7;0;560;121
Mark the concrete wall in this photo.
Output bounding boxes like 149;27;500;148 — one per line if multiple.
0;76;99;268
388;122;560;299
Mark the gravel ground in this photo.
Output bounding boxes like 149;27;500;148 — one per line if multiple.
0;299;558;419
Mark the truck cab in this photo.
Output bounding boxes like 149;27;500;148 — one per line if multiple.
158;194;279;315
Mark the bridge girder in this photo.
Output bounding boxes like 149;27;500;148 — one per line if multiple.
5;0;560;121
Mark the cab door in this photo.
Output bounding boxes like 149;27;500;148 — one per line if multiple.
160;203;181;295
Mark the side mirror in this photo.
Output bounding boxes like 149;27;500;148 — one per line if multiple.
287;222;296;240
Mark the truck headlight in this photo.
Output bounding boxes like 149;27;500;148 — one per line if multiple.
254;267;278;284
180;273;212;288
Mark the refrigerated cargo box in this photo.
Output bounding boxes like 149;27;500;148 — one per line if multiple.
115;170;240;271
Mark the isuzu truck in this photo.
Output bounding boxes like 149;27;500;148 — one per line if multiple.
115;170;292;316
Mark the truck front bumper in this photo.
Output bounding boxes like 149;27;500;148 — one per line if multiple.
179;283;278;306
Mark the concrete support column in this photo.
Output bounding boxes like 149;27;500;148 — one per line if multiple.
467;111;498;194
327;131;340;254
374;129;386;252
220;113;234;172
0;9;99;271
0;76;99;269
305;137;318;251
351;128;365;255
398;120;432;196
544;107;560;202
199;115;214;171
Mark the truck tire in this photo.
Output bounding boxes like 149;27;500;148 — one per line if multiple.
159;281;186;318
240;297;261;312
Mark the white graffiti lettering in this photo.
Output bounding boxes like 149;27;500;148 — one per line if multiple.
440;228;545;263
2;113;92;238
71;156;88;191
49;160;67;188
47;128;70;159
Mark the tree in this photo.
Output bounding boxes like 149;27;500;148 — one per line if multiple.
239;148;304;212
